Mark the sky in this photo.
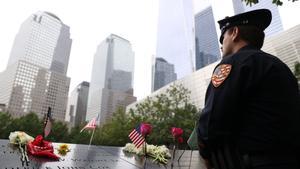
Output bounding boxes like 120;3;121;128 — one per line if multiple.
0;0;300;100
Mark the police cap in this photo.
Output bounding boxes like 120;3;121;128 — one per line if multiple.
218;9;272;44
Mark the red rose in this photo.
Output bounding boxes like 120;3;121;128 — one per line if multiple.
177;137;184;143
140;123;152;136
171;127;183;138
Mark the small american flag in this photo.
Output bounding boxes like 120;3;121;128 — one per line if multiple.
44;107;52;138
80;114;99;133
128;124;145;148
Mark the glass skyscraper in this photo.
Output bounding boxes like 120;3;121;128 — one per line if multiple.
195;6;221;70
86;34;136;125
232;0;283;37
66;81;90;127
152;57;177;91
8;11;72;75
155;0;195;88
0;11;72;121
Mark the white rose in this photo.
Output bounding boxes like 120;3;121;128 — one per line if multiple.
9;131;34;145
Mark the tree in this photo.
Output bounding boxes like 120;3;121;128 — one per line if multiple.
0;84;199;148
242;0;298;6
68;124;91;144
94;107;133;146
128;84;199;148
9;113;43;137
294;61;300;82
0;112;13;138
0;112;70;143
46;120;69;142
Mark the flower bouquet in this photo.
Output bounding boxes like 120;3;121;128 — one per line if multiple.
27;135;60;160
127;123;172;166
9;131;34;165
123;143;171;164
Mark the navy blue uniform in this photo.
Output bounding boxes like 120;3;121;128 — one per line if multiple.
197;45;300;162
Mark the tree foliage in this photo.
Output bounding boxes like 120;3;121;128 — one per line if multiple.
294;61;300;82
0;112;13;138
128;84;199;148
242;0;298;6
93;107;133;146
0;84;199;149
0;112;69;143
68;125;90;144
46;121;69;142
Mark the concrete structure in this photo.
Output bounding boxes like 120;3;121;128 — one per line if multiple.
127;61;219;111
195;6;220;70
0;104;6;112
262;24;300;73
87;34;136;125
66;81;89;127
0;11;72;121
155;0;195;89
232;0;283;37
152;57;177;91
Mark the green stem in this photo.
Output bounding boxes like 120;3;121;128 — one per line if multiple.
171;141;176;168
24;144;29;164
19;143;25;162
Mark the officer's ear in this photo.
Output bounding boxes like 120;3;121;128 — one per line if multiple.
231;26;240;42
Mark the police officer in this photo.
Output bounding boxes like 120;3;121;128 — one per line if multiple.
197;9;300;169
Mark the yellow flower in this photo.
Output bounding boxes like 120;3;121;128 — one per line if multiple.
57;144;70;155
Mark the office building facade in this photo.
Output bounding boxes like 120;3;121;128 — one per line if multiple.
155;0;195;89
195;6;221;70
87;34;136;125
0;11;72;121
152;57;177;91
8;11;72;75
66;81;90;127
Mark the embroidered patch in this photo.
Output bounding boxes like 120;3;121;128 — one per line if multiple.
211;64;232;87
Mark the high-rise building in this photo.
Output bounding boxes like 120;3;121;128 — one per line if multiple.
152;57;177;91
262;24;300;73
195;6;221;70
0;11;72;121
66;81;90;127
155;0;195;89
232;0;283;37
86;34;136;125
8;11;72;75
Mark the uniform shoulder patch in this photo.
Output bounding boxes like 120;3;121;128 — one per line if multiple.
211;64;232;87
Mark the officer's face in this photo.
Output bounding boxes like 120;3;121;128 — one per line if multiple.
221;28;235;57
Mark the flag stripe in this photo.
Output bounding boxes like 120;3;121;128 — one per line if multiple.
44;118;52;137
131;132;139;140
134;138;144;148
128;126;145;148
80;114;99;132
44;107;52;138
